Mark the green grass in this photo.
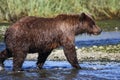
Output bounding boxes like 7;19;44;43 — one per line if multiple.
0;0;120;22
96;19;120;31
0;25;8;41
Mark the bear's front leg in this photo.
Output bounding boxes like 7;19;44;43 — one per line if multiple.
63;43;81;69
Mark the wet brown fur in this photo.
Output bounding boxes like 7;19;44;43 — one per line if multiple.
0;13;101;71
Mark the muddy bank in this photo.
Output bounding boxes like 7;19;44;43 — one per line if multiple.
25;48;120;61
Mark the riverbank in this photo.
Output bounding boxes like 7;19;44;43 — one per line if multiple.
0;0;120;22
26;45;120;61
26;49;120;61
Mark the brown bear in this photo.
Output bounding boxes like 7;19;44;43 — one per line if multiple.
0;13;101;71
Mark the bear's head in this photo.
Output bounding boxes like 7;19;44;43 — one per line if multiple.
79;13;102;35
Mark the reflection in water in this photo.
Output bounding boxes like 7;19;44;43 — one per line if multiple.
6;69;79;80
0;60;120;80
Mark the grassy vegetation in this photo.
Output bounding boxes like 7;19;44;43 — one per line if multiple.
97;19;120;31
0;0;120;22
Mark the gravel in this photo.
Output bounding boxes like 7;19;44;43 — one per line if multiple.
26;48;120;61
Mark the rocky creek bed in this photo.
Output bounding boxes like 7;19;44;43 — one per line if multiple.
25;44;120;61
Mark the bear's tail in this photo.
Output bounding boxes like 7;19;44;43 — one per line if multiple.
0;49;12;65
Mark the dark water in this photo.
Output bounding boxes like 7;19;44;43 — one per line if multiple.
0;60;120;80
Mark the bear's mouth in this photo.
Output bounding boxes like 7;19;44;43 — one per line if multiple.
87;28;102;35
87;31;101;35
93;32;100;35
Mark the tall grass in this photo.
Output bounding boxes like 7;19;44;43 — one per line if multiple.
0;0;120;22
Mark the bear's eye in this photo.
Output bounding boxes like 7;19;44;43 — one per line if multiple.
87;18;95;26
91;20;95;25
89;22;95;28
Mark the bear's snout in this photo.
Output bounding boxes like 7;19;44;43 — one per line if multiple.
93;25;102;35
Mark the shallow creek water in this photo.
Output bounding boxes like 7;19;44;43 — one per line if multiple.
0;60;120;80
75;31;120;47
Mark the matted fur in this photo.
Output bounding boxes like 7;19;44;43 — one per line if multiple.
0;13;101;71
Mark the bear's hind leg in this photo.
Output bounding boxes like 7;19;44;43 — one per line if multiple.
13;51;27;71
37;51;52;69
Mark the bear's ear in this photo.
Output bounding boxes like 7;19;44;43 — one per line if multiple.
79;12;86;21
